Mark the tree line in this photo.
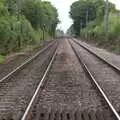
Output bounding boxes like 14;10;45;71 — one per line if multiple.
69;0;120;52
0;0;59;55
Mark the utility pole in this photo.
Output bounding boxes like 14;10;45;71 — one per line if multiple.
16;0;22;49
80;19;83;37
43;24;45;41
81;20;83;29
85;10;89;39
104;0;109;41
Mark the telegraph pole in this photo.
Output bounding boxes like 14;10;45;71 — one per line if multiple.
80;19;83;37
17;0;22;49
85;10;89;39
81;20;83;29
104;0;109;41
43;24;45;41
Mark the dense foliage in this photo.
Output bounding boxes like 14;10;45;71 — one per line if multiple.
69;0;117;36
70;0;96;36
69;0;120;52
0;0;59;55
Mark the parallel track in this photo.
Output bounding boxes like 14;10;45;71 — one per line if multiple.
0;41;56;83
21;47;57;120
70;39;120;120
73;38;120;74
0;41;57;119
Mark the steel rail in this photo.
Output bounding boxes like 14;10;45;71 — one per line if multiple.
0;41;55;83
73;38;120;74
69;40;120;120
21;44;57;120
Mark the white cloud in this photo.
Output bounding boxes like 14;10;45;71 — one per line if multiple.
45;0;120;32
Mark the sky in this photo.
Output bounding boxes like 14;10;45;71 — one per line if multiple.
45;0;120;33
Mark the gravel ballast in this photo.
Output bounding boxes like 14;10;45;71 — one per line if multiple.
71;39;120;111
36;39;106;112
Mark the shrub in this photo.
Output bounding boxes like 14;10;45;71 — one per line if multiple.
0;16;36;54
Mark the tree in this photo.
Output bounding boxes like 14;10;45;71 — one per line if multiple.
0;0;59;54
69;0;116;36
22;0;59;37
70;0;96;36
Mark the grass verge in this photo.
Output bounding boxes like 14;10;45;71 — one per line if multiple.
0;55;6;63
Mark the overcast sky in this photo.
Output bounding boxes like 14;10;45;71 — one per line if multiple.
45;0;120;32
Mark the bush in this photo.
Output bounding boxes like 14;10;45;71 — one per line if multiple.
0;0;59;55
0;2;8;17
13;16;36;47
108;13;120;37
0;17;12;54
0;16;36;54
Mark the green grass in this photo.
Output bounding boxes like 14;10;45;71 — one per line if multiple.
112;47;120;54
0;55;6;63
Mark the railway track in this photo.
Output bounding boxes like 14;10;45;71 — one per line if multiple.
21;44;57;120
21;39;118;120
0;40;57;119
70;38;120;120
0;38;120;120
73;38;120;73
